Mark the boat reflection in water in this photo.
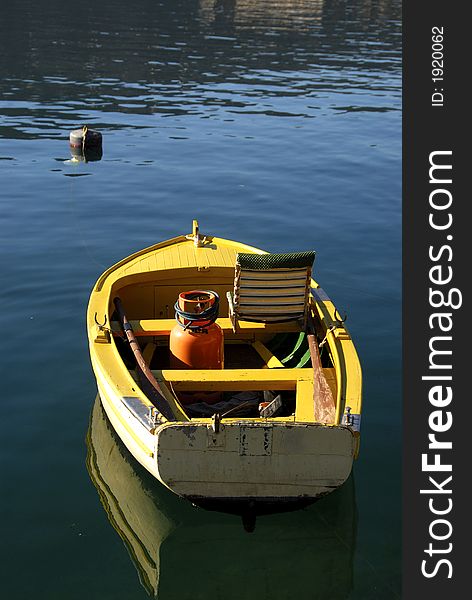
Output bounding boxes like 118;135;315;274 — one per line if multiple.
86;395;357;599
87;395;176;596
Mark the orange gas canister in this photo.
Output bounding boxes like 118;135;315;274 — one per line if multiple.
169;290;224;372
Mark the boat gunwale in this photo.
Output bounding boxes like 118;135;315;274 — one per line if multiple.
93;233;268;293
94;234;188;292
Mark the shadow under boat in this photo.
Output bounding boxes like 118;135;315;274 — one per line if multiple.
86;394;357;599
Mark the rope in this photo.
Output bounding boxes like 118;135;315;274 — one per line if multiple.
82;125;88;155
174;291;220;332
95;311;124;338
319;325;336;349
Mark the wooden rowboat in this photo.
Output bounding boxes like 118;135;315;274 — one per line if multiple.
87;221;362;512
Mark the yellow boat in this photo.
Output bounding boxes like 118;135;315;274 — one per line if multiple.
87;220;362;512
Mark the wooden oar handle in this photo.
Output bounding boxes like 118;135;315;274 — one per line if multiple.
307;313;336;423
113;297;177;422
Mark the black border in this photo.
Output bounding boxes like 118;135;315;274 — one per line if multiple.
403;3;468;596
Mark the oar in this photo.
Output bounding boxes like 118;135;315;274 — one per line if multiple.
113;297;186;422
307;313;336;423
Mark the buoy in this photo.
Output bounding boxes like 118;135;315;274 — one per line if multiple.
69;125;102;149
69;126;102;162
169;290;224;405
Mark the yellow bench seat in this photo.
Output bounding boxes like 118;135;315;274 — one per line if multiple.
153;367;312;391
111;318;301;337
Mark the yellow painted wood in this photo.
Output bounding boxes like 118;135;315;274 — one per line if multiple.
142;342;157;365
252;340;284;368
137;343;186;423
87;221;363;500
91;337;188;423
112;235;260;290
86;222;365;504
295;379;315;422
111;318;301;336
323;367;337;399
100;385;155;457
155;368;312;391
310;288;362;423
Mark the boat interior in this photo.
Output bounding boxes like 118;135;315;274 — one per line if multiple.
108;263;338;424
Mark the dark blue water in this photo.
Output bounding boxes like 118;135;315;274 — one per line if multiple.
1;1;401;598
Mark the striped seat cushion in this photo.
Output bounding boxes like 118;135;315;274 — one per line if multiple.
233;252;315;323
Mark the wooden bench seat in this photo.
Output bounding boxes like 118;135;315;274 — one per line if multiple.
152;367;312;391
111;318;301;337
151;367;330;423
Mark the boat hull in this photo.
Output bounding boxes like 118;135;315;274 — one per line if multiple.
87;224;362;508
156;420;355;500
96;368;355;502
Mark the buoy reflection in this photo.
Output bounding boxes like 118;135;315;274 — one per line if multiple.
69;145;103;163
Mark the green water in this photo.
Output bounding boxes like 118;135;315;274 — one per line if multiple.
0;1;401;597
